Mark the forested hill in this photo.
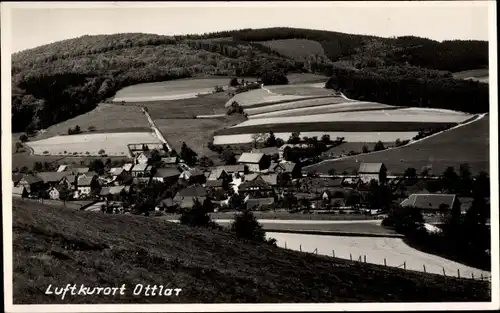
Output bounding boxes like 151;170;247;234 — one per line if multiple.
12;27;489;133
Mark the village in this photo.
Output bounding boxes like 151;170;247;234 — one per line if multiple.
12;137;481;221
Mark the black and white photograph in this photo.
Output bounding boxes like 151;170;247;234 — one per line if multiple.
1;1;498;311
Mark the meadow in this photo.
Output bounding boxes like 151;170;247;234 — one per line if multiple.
12;199;490;303
225;89;315;108
452;68;489;83
112;77;241;102
29;104;150;140
304;115;490;176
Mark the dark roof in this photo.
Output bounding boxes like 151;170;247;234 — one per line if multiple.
161;156;178;164
36;171;68;183
401;194;456;210
139;151;153;158
206;179;224;188
177;185;207;198
154;167;181;178
158;198;176;208
20;174;43;185
268;161;297;173
358;163;385;173
70;167;90;174
218;165;245;173
239;177;272;190
76;176;94;186
261;174;278;186
12;173;23;184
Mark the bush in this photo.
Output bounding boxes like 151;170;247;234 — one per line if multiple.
43;151;49;154
180;198;220;229
260;71;288;86
98;149;106;155
373;141;385;151
20;134;28;142
230;210;274;244
229;77;239;87
362;145;369;153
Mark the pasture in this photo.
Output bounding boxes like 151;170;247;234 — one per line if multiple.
267;84;334;96
154;115;246;158
29;104;150;140
258;39;327;60
323;142;394;157
112;77;240;102
26;132;161;157
286;73;330;84
248;102;398;119
304;115;490;176
125;93;231;119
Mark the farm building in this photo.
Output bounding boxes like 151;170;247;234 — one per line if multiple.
358;163;387;184
237;152;270;172
70;167;90;174
268;161;301;178
99;186;130;199
152;167;181;184
18;174;44;195
218;165;245;175
239;175;273;197
205;179;225;190
174;185;207;209
131;164;153;178
261;174;279;187
400;193;458;215
251;146;280;158
179;169;206;185
207;168;230;181
74;175;99;199
36;172;68;187
155;197;176;211
48;186;64;200
135;151;153;165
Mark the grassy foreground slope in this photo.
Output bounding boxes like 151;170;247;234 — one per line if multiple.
12;199;490;304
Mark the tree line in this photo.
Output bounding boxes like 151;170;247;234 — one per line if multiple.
325;66;489;114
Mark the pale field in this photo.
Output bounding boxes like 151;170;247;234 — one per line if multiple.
224;88;315;107
27;132;161;156
267;82;327;90
266;232;490;279
452;69;489;83
233;108;472;128
244;97;352;116
248;102;396;119
213;131;418;145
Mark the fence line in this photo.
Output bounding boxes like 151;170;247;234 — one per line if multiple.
283;241;491;282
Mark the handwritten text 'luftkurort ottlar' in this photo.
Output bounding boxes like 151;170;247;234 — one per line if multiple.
45;284;182;300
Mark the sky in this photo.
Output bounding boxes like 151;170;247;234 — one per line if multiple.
6;1;491;53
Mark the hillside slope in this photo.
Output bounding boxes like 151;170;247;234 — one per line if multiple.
12;199;490;304
12;28;488;134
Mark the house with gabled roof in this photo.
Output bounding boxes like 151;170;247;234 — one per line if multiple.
130;163;153;178
174;185;208;208
57;164;69;172
36;172;68;187
135;151;153;165
70;167;90;174
99;186;130;200
122;163;134;172
152;167;181;184
18;174;44;195
13;185;29;198
207;168;230;181
12;173;23;186
237;152;269;172
161;156;179;166
74;174;99;199
268;161;301;178
358;162;387;184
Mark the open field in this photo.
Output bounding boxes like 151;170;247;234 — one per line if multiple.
452;68;489;83
249;102;399;119
258;39;327;60
267;232;490;279
154;115;246;157
213;132;420;145
26;132;161;157
244;97;355;116
233;108;472;128
12;199;490;303
124;93;231;119
305;115;490;176
112;77;242;102
29;104;150;141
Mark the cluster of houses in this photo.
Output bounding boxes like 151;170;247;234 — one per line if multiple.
12;145;472;216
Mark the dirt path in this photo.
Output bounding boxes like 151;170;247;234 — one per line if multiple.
141;107;172;151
